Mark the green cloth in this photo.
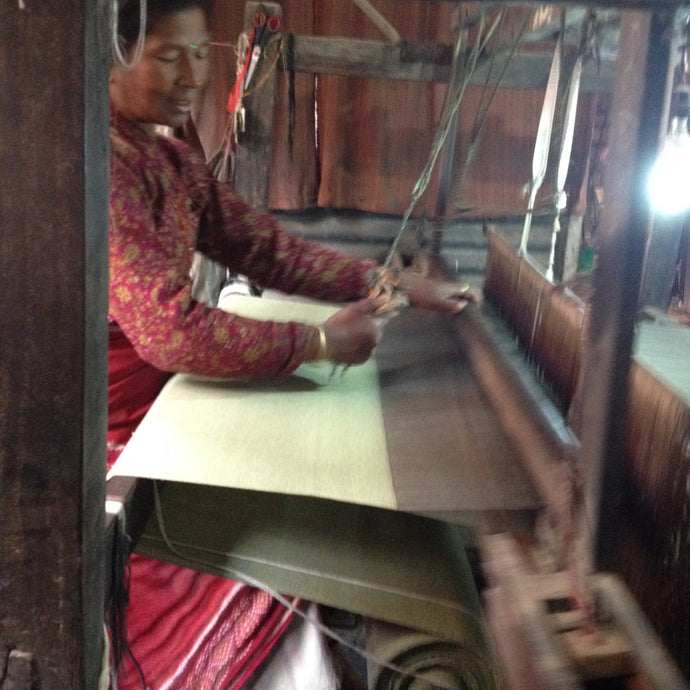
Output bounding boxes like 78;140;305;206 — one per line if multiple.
136;482;496;673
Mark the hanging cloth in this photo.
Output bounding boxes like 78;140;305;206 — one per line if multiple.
546;54;583;280
519;35;562;255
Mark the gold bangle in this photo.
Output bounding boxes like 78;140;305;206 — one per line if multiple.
316;325;328;360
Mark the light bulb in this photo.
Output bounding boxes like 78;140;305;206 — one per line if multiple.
648;115;690;215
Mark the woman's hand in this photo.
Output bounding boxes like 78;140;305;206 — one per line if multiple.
395;269;482;314
319;297;389;365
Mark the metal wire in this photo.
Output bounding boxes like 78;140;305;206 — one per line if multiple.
111;0;147;70
382;9;504;269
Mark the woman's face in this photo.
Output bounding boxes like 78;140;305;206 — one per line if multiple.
110;8;211;129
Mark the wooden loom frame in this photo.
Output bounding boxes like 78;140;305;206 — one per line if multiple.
1;1;688;688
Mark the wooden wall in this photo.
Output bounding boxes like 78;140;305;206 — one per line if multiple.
0;1;110;687
197;1;599;220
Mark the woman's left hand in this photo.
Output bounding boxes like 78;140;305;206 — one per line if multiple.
395;269;482;314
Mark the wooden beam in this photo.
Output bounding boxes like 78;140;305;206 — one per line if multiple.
471;52;615;93
288;35;452;83
576;9;677;573
285;34;614;92
349;0;401;43
0;1;109;687
406;0;685;7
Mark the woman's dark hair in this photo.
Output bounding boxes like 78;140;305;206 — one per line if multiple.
117;0;210;52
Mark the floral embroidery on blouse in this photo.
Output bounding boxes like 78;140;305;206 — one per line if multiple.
109;110;375;379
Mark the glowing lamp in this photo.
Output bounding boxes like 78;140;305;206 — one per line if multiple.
648;115;690;215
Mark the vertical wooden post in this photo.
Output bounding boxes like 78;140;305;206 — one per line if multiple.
640;215;685;311
576;9;676;573
0;1;110;688
234;1;283;211
639;16;689;313
682;224;690;305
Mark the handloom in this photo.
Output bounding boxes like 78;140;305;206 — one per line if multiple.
109;294;540;519
462;228;689;686
107;294;532;689
107;233;690;685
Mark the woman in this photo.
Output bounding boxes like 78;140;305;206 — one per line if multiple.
108;1;472;687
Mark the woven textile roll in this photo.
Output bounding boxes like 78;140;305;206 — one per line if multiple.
366;619;499;690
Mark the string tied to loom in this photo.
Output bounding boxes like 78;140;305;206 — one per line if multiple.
368;266;410;316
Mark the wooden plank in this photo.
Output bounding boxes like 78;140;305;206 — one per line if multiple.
640;214;685;310
680;224;690;306
287;35;615;92
473;50;615;93
350;0;401;43
482;535;585;689
448;300;578;518
575;9;676;574
407;0;685;7
234;1;283;210
0;1;109;687
288;35;452;83
482;533;688;689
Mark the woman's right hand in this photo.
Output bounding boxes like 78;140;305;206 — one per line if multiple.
319;297;388;365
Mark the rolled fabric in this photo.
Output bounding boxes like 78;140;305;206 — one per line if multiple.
366;619;499;690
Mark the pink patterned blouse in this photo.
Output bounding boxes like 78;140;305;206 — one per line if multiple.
108;109;375;445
